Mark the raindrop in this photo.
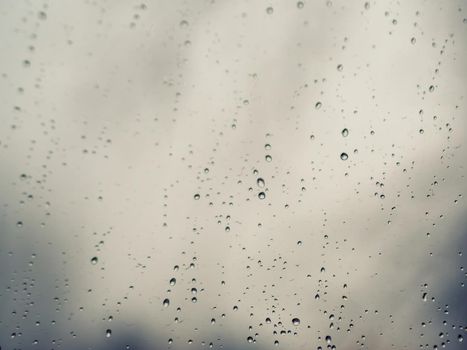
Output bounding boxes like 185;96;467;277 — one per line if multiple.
292;318;300;325
169;278;176;286
105;329;112;338
258;192;266;200
265;155;272;162
341;128;349;137
194;193;200;200
91;257;98;265
257;178;265;187
340;152;348;161
163;298;170;307
315;101;322;109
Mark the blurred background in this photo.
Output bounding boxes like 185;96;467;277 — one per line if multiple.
0;0;466;349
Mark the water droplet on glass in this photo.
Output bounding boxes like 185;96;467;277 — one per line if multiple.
341;128;349;137
194;193;200;200
105;329;112;338
257;178;265;187
297;1;304;9
340;152;348;161
292;318;300;325
247;336;254;343
169;278;176;286
163;298;170;307
315;101;322;109
266;7;274;14
91;257;98;265
258;192;266;200
265;155;272;162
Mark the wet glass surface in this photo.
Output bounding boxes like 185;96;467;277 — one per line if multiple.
1;1;466;349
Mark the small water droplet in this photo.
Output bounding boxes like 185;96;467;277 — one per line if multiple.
91;257;98;265
258;192;266;200
292;318;300;325
257;178;265;187
315;101;322;109
169;278;176;286
297;1;304;9
340;152;348;161
266;7;274;14
247;336;254;343
163;298;170;307
341;128;349;137
194;193;200;200
105;329;112;338
265;155;272;162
